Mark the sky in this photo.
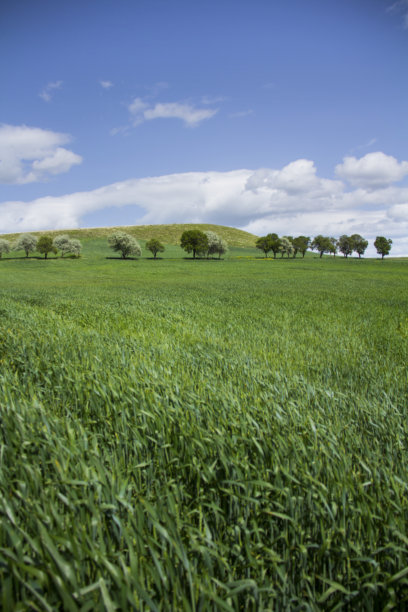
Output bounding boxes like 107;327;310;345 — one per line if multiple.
1;0;408;255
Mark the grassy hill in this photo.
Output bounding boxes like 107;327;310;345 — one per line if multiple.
1;223;258;248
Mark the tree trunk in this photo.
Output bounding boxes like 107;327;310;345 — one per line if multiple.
45;253;48;259
320;251;323;258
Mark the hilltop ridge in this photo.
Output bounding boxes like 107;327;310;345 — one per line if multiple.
1;223;258;248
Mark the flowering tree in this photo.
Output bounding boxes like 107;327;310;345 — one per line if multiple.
108;232;141;259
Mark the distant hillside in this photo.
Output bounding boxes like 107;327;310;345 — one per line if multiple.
1;223;258;248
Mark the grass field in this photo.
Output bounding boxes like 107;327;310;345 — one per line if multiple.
0;231;408;610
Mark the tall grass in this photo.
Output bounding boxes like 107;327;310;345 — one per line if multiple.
0;253;407;609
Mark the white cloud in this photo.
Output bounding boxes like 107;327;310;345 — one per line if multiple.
100;80;113;89
1;153;408;255
39;81;63;102
128;98;218;127
0;124;82;184
335;152;408;188
246;159;343;198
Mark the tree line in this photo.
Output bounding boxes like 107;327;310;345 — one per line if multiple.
255;233;393;259
108;229;228;259
0;229;393;261
0;234;82;259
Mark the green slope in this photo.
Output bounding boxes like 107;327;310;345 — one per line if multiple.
1;223;258;248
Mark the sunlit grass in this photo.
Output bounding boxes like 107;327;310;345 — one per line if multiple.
0;248;407;609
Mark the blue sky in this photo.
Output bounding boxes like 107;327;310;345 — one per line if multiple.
1;0;408;254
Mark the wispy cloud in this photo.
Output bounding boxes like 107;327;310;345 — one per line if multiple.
145;81;169;96
39;80;63;102
350;137;377;153
100;80;113;89
128;98;218;127
387;0;408;28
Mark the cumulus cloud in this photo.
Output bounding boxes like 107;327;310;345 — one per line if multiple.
100;80;113;89
0;124;82;184
39;81;63;102
1;153;408;255
128;98;218;127
335;152;408;188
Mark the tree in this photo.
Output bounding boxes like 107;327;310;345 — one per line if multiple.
351;234;368;258
37;235;57;259
311;235;332;258
180;230;208;259
54;235;82;257
13;233;37;257
268;233;281;259
374;236;392;259
279;236;294;258
108;232;141;259
205;231;228;259
146;238;165;259
0;238;10;258
56;236;82;257
328;238;338;257
293;236;310;258
338;235;353;258
53;235;70;257
255;235;272;257
68;239;82;258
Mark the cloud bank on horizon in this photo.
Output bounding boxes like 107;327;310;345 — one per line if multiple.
1;137;407;255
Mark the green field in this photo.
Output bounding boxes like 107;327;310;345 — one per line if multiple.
1;230;408;610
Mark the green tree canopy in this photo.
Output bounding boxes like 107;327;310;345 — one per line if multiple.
338;235;353;258
255;235;272;257
108;232;141;259
268;233;281;259
374;236;392;259
292;236;310;258
180;230;208;259
37;235;57;259
311;235;332;258
351;234;368;258
146;238;165;259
